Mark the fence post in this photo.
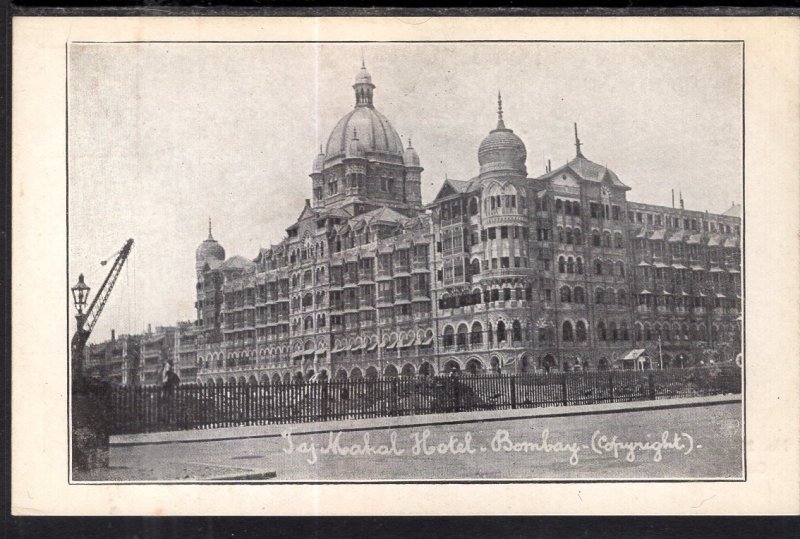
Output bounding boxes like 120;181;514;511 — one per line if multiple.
510;376;517;409
609;373;615;403
561;373;568;406
648;372;656;400
321;381;329;421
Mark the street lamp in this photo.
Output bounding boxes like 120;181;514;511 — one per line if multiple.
71;274;91;390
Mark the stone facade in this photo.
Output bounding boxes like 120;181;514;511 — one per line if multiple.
192;65;742;385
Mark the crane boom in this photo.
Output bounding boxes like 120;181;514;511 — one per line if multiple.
73;238;134;356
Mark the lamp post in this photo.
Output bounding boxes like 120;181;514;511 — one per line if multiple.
71;273;91;391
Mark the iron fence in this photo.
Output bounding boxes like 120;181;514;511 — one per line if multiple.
106;365;741;435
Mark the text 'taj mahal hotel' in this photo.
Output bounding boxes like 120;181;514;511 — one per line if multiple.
193;63;742;385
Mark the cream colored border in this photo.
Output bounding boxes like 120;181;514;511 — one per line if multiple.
11;17;800;516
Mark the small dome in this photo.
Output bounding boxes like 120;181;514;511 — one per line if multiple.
355;64;373;85
196;219;225;264
403;139;421;167
346;130;366;159
312;147;326;173
478;93;527;176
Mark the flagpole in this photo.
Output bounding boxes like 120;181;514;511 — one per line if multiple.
658;335;663;370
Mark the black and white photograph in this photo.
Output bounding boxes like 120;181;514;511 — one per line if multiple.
63;39;747;484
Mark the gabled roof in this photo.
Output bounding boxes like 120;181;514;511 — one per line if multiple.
722;203;742;218
431;177;482;202
360;206;408;226
540;155;630;190
219;255;256;271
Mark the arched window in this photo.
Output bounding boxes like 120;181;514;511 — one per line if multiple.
616;261;625;277
303;270;313;287
470;258;481;276
610;321;618;341
304;316;313;330
592;230;601;247
556;199;563;213
595;260;603;275
574;286;585;303
567;257;575;274
302;293;313;308
560;286;572;303
566;228;574;244
443;326;455;348
645;324;653;341
562;321;574;341
470;321;483;344
576;257;584;275
574;228;583;245
558;256;566;273
496;321;507;342
617;289;627;306
573;202;581;215
597;321;607;341
606;289;616;305
635;323;643;341
456;324;469;348
614;232;624;248
512;320;523;342
558;227;565;243
468;198;478;216
621;322;630;340
603;231;612;247
576;320;587;341
595;288;605;304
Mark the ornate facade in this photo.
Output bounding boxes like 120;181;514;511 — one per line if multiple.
193;64;742;385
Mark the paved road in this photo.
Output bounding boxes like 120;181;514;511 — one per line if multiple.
100;401;743;481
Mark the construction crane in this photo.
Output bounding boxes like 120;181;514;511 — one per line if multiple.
71;238;134;385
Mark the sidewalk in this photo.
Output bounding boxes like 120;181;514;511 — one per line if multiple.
111;393;741;447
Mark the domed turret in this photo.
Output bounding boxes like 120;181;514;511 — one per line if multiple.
403;137;421;168
345;128;366;159
353;59;375;107
312;146;326;173
196;218;225;272
478;93;527;177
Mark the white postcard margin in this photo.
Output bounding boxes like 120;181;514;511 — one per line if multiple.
10;16;800;516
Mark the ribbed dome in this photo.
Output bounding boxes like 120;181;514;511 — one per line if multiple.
346;131;366;159
325;106;404;162
403;139;421;167
478;93;527;176
196;219;225;264
196;238;225;263
312;148;326;173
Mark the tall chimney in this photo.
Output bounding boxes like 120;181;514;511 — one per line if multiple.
671;189;675;209
111;329;116;341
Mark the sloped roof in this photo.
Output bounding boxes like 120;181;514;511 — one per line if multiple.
431;177;482;202
541;155;630;190
722;203;742;218
219;255;256;271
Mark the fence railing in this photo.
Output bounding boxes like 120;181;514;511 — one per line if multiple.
105;365;742;435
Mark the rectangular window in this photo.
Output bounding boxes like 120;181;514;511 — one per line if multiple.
491;258;498;269
612;205;621;220
500;226;508;239
647;213;653;224
514;257;521;268
481;229;487;242
655;215;662;226
501;257;510;269
590;203;600;218
488;227;496;240
637;212;643;223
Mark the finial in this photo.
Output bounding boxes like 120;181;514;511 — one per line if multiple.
574;122;584;158
407;135;413;149
208;217;213;240
496;91;505;129
361;48;365;68
319;145;323;155
353;127;358;139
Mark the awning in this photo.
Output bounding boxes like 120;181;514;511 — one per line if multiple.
668;232;685;243
398;337;416;349
724;237;739;248
291;351;303;359
621;349;647;361
690;265;706;271
709;267;725;273
728;269;740;274
715;293;727;298
385;341;397;350
662;290;672;296
671;263;687;270
649;229;666;240
707;234;722;247
636;228;649;239
681;290;690;296
687;234;702;245
350;341;363;351
366;341;379;351
639;289;652;295
419;335;434;346
698;292;707;297
637;261;651;267
653;262;669;268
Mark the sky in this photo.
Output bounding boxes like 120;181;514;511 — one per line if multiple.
67;42;743;342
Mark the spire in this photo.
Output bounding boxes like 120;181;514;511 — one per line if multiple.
207;217;213;240
574;122;584;158
407;135;413;149
353;60;375;107
496;91;506;129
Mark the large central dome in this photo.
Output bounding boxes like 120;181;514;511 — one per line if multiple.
478;93;527;177
323;63;405;164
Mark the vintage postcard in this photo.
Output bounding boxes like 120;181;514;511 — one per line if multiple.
11;17;800;515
